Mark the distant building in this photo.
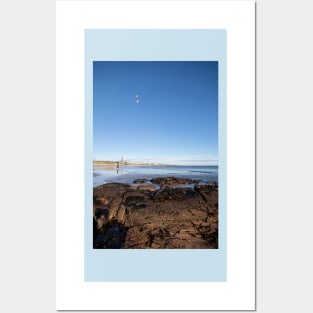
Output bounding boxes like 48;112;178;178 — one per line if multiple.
120;156;127;165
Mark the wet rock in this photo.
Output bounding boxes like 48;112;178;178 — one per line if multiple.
195;182;218;193
137;184;157;192
116;204;126;222
150;176;200;187
94;207;109;218
94;196;109;205
124;226;148;248
108;197;122;220
96;215;106;230
153;187;198;202
194;183;218;212
94;221;126;249
93;179;218;249
124;195;144;207
133;178;149;184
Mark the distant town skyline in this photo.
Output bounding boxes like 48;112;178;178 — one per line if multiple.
93;61;218;166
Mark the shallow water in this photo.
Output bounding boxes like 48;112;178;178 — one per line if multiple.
93;165;218;187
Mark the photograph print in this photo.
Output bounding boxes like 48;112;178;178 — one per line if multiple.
93;61;219;249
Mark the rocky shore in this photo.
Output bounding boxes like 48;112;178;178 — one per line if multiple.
93;176;218;249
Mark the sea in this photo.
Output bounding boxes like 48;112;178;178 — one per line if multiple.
93;165;218;187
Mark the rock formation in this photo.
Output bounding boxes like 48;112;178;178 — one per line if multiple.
93;177;218;249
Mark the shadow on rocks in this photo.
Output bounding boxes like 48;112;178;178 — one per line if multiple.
94;220;127;249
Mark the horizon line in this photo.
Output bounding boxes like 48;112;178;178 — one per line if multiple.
93;160;218;166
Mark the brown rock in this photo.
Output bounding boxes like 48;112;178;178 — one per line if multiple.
150;176;199;187
137;184;157;192
133;179;149;184
93;180;218;249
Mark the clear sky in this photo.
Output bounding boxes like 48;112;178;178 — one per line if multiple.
93;61;218;165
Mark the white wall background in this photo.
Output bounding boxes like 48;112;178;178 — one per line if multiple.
0;0;312;312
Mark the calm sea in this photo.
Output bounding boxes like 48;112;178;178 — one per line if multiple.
93;165;218;187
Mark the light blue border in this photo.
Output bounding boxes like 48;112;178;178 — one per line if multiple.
85;30;226;281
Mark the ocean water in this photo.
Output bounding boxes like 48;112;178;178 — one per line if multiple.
93;165;218;187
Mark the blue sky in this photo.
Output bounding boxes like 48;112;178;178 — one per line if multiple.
93;61;218;165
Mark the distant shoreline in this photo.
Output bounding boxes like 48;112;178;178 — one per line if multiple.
93;161;176;167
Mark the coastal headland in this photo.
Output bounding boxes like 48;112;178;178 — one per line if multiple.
93;176;218;249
